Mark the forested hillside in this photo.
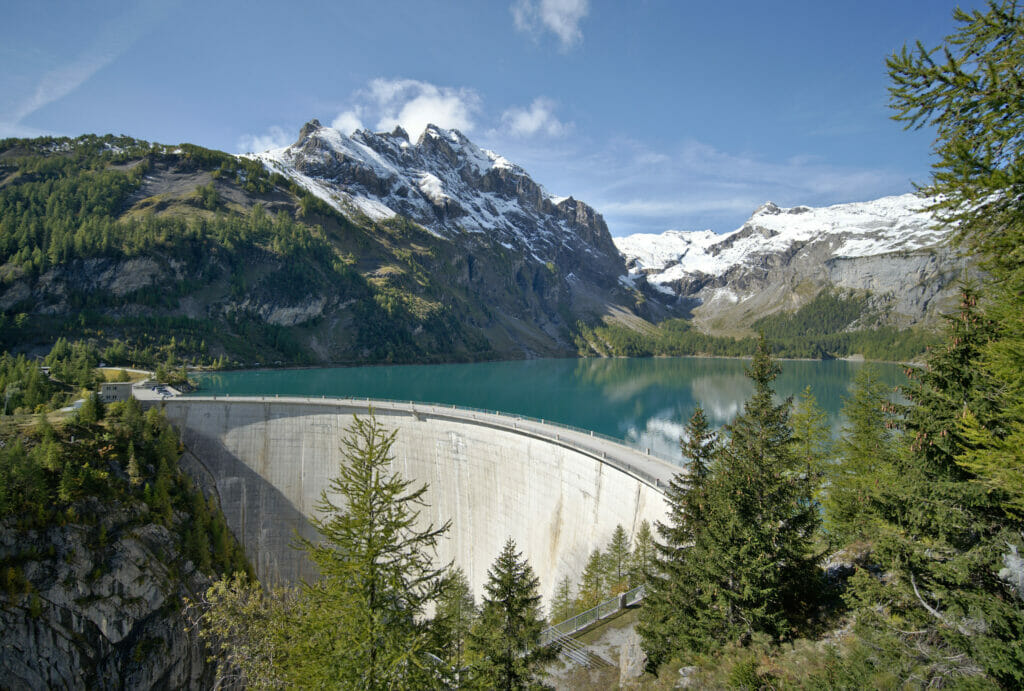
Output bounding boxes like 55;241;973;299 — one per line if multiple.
0;135;524;366
0;397;250;686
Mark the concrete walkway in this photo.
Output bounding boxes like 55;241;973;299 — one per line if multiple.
174;395;684;491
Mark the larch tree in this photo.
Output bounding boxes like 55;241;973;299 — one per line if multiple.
824;365;899;547
604;524;632;593
839;3;1024;682
292;412;452;688
432;567;477;688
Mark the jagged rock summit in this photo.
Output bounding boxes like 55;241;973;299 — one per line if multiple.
615;194;964;332
250;120;624;287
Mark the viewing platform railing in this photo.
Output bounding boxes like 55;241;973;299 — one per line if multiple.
540;583;646;647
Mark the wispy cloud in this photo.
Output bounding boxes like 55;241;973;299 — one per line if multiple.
1;0;172;135
497;98;570;138
511;0;590;50
237;126;292;154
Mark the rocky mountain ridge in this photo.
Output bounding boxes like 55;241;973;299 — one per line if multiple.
615;194;966;333
250;120;626;297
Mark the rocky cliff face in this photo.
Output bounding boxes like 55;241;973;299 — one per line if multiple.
615;194;966;332
0;498;215;689
252;121;630;307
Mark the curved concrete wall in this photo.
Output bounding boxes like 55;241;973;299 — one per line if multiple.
162;397;673;603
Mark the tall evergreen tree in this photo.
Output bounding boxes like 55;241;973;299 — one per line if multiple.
638;405;717;668
825;365;899;546
845;286;1024;685
693;338;820;644
888;0;1024;517
548;575;575;623
790;385;832;503
628;520;656;586
293;412;451;688
432;567;477;688
575;548;606;611
468;538;552;690
604;524;632;593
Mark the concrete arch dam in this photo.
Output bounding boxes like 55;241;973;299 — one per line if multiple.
161;397;677;602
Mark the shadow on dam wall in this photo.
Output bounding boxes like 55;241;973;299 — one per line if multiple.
161;398;671;602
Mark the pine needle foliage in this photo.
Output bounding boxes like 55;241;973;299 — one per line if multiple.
468;538;553;690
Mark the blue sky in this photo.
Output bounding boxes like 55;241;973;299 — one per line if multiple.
1;0;986;235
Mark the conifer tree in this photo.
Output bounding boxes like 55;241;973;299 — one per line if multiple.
432;567;477;687
887;0;1024;517
642;340;820;664
549;575;575;623
576;548;606;610
845;286;1024;685
790;385;832;502
695;339;820;643
294;412;451;689
825;366;899;546
468;538;552;690
604;524;632;593
127;441;142;487
638;405;717;668
628;520;656;585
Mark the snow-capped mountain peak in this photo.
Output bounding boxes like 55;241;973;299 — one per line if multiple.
614;194;961;330
247;119;627;301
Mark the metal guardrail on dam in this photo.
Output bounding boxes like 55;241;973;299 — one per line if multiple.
171;394;682;491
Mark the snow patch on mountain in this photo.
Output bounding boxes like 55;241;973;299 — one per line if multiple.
245;120;617;267
615;194;962;331
615;194;947;290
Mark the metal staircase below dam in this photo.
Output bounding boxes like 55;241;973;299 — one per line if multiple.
542;584;646;668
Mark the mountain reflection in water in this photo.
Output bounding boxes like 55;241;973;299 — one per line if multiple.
193;357;906;465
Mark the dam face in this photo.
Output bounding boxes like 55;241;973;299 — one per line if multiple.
162;397;673;603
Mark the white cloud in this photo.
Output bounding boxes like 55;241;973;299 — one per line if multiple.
332;78;480;140
236;126;291;153
499;98;570;137
512;0;589;49
331;109;363;135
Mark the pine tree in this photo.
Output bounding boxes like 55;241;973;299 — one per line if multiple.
790;385;832;503
696;339;820;643
549;575;575;623
638;405;717;668
467;538;552;690
887;0;1024;517
643;339;821;661
432;567;477;687
628;520;656;585
845;285;1024;685
575;549;606;611
127;441;142;487
604;524;632;593
824;366;899;546
294;412;451;689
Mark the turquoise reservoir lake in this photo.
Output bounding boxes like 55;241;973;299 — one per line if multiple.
192;357;906;464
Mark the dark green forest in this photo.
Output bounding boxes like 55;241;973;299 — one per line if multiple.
576;289;938;362
0;135;494;366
